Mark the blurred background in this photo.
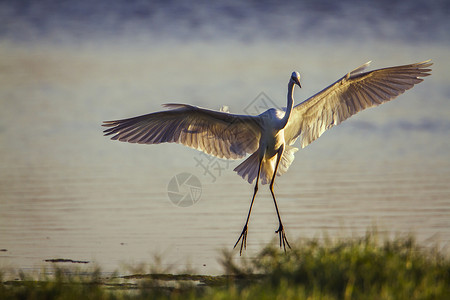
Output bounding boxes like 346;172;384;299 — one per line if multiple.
1;0;449;276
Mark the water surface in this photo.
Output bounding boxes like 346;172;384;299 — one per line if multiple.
1;0;450;277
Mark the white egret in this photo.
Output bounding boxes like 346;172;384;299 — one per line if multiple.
103;60;432;254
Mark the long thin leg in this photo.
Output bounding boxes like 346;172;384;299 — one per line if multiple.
234;154;263;256
270;144;291;252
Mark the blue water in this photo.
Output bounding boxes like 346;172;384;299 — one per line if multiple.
1;0;449;44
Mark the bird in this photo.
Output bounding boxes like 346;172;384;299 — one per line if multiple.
103;60;432;255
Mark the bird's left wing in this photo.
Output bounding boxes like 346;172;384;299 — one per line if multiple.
284;60;432;148
103;104;262;159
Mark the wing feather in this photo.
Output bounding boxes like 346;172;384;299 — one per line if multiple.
103;104;262;159
284;60;432;148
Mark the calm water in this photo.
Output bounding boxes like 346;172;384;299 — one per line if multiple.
1;1;450;277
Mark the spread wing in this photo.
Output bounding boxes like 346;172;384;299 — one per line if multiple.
103;104;262;159
284;60;432;148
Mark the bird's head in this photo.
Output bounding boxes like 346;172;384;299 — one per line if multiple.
290;71;301;88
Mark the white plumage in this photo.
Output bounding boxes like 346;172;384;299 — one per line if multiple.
103;60;432;254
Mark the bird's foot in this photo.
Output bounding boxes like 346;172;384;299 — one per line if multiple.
233;224;248;256
275;224;291;252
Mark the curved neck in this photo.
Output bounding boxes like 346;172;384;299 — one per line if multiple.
279;80;295;129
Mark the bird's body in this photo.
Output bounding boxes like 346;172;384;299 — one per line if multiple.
103;60;432;254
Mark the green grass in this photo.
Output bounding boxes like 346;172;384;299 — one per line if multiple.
1;231;449;299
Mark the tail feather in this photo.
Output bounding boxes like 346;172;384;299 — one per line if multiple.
278;145;298;175
234;145;298;185
233;151;261;184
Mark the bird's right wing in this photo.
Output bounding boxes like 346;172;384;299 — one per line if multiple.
103;104;262;159
284;60;432;148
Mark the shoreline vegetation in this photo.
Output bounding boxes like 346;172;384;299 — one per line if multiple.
1;231;449;299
